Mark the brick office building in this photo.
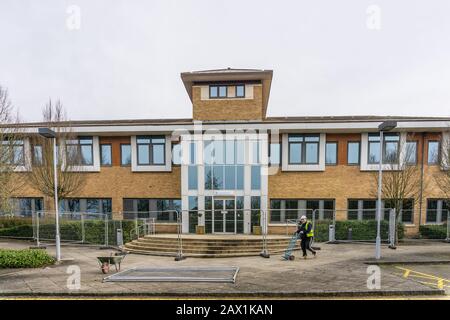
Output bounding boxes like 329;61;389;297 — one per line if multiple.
7;69;450;236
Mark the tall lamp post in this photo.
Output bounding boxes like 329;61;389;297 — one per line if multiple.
38;128;61;262
375;121;397;260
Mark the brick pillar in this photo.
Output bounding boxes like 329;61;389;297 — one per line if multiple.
112;197;123;220
335;197;347;221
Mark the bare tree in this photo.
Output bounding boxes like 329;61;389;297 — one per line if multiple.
28;100;86;207
0;86;25;213
435;131;450;213
371;135;423;246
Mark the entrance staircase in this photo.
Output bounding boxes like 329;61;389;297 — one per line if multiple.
124;234;294;258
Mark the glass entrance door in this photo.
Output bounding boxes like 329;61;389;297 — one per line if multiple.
213;198;236;233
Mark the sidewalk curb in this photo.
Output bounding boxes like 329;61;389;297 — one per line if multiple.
0;289;445;298
364;260;450;265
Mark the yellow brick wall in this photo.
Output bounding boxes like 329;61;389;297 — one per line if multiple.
268;165;448;235
192;85;264;121
11;167;181;219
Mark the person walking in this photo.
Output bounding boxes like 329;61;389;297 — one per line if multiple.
296;215;316;259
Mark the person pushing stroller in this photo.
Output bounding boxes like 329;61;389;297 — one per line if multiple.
296;215;316;259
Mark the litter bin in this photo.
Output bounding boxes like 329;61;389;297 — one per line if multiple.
348;227;352;241
328;224;335;242
116;229;123;247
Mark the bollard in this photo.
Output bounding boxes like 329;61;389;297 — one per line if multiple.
348;227;352;241
328;224;335;242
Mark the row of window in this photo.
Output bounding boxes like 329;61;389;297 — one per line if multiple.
5;197;448;225
269;199;449;224
4;135;442;167
326;135;440;165
209;84;245;99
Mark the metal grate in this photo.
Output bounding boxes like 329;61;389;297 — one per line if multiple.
103;266;239;283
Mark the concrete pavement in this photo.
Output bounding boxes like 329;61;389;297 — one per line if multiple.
0;239;449;297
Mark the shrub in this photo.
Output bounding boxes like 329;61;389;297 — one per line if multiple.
419;224;448;239
0;217;32;229
0;249;55;268
313;220;404;242
0;219;142;245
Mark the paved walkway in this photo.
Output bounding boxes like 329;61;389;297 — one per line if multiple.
0;239;449;297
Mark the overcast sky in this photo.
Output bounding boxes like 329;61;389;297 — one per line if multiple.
1;0;449;122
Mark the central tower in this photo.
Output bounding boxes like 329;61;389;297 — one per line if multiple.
180;68;273;121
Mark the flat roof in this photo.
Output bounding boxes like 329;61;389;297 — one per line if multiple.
6;115;450;128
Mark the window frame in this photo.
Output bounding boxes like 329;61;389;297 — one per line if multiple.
120;143;131;167
427;140;440;165
382;133;400;164
32;144;43;166
287;134;320;165
235;84;245;98
325;141;338;166
209;85;228;99
65;136;94;166
100;143;112;167
405;140;418;165
347;141;361;165
136;135;166;166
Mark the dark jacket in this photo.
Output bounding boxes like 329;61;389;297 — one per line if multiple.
296;221;313;239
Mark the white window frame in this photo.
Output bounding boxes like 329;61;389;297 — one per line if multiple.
281;133;326;171
131;135;172;172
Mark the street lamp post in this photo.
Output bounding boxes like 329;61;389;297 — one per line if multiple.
375;121;397;260
38;128;61;262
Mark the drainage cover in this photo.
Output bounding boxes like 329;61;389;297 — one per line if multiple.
103;266;239;283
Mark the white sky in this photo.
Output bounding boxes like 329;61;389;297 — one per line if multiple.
1;0;449;122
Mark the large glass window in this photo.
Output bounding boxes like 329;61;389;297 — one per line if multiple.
405;141;417;165
269;199;335;223
59;198;112;217
32;145;43;166
137;136;165;165
188;196;198;233
251;165;261;190
348;199;413;223
8;198;43;216
66;137;93;166
269;142;280;165
347;142;360;165
368;134;380;164
251;196;261;233
325;142;337;165
383;133;400;163
100;144;112;166
172;143;181;165
120;144;131;166
204;139;246;190
1;139;24;166
426;199;449;224
188;166;198;190
288;134;320;165
122;199;181;221
427;141;440;165
368;133;399;164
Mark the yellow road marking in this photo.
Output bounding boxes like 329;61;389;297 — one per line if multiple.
395;266;450;290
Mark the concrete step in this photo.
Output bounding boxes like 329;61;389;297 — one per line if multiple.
124;234;297;257
128;239;291;248
124;247;297;258
124;242;290;252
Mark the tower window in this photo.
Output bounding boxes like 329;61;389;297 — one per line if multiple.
209;85;227;98
236;85;245;98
